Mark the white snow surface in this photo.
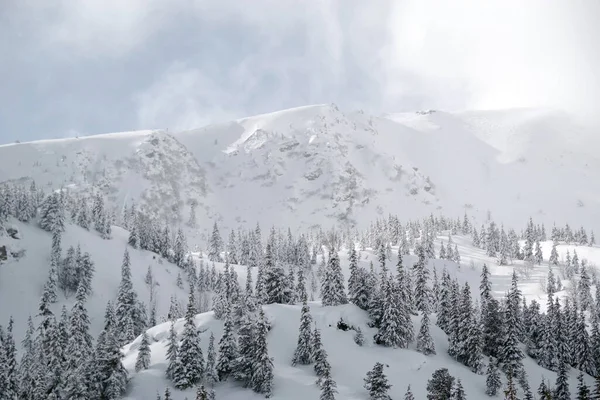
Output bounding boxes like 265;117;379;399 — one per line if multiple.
3;217;600;398
2;105;599;238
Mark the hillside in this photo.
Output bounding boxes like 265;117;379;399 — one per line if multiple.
1;105;599;239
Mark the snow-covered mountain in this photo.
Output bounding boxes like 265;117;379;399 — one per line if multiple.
2;105;598;237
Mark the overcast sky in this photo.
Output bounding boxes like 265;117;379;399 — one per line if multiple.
1;0;599;142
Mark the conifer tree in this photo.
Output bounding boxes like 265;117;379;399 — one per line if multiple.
250;309;274;397
485;358;502;396
165;322;178;380
96;302;129;399
234;305;255;385
554;358;570;400
452;379;466;400
504;370;519;400
320;367;338;400
135;331;151;372
404;385;415;400
579;262;593;311
313;327;331;386
320;247;347;306
174;286;205;389
414;245;430;313
549;241;559;266
537;380;553;400
364;362;392;400
216;311;238;381
427;368;455;400
417;311;436;355
265;243;288;304
205;332;219;387
500;271;524;376
208;222;223;262
292;301;314;366
348;248;361;304
577;371;590;400
535;240;543;264
116;249;137;345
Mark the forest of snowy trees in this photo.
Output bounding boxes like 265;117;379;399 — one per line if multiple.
1;180;600;399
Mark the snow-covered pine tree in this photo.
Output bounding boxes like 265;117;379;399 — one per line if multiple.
313;326;331;386
208;222;223;262
264;243;288;304
451;379;466;400
504;370;519;400
554;358;570;400
404;385;415;400
499;271;524;376
437;269;452;333
426;368;455;400
174;286;204;389
116;249;137;345
414;245;430;313
577;371;590;400
364;362;392;400
416;311;435;355
292;300;314;366
250;309;274;397
319;366;338;400
485;358;502;396
165;322;178;380
96;302;129;399
39;192;65;233
135;331;151;372
205;332;219;387
234;304;255;385
575;308;593;375
320;247;347;306
534;240;543;264
216;311;238;381
354;327;365;346
579;261;593;311
0;317;18;400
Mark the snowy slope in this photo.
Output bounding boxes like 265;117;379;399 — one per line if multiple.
0;219;191;342
120;237;600;399
2;105;599;236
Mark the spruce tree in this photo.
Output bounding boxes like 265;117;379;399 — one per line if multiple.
414;245;430;313
96;304;129;399
504;370;519;400
579;262;593;311
205;332;219;387
216;311;238;381
417;311;436;355
500;271;524;376
452;379;466;400
320;367;338;400
426;368;454;400
554;358;570;400
208;222;223;262
313;327;331;386
577;371;590;400
537;379;553;400
250;309;274;397
165;322;178;380
364;362;392;400
404;385;415;400
234;306;255;385
485;358;502;396
320;247;347;306
264;243;288;304
1;317;18;400
116;249;136;345
174;286;205;389
354;327;365;346
135;331;151;372
292;301;314;366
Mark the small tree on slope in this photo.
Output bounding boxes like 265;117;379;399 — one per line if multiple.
135;331;151;372
250;309;274;397
417;311;436;355
427;368;454;400
485;358;502;396
292;301;314;366
364;362;392;400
